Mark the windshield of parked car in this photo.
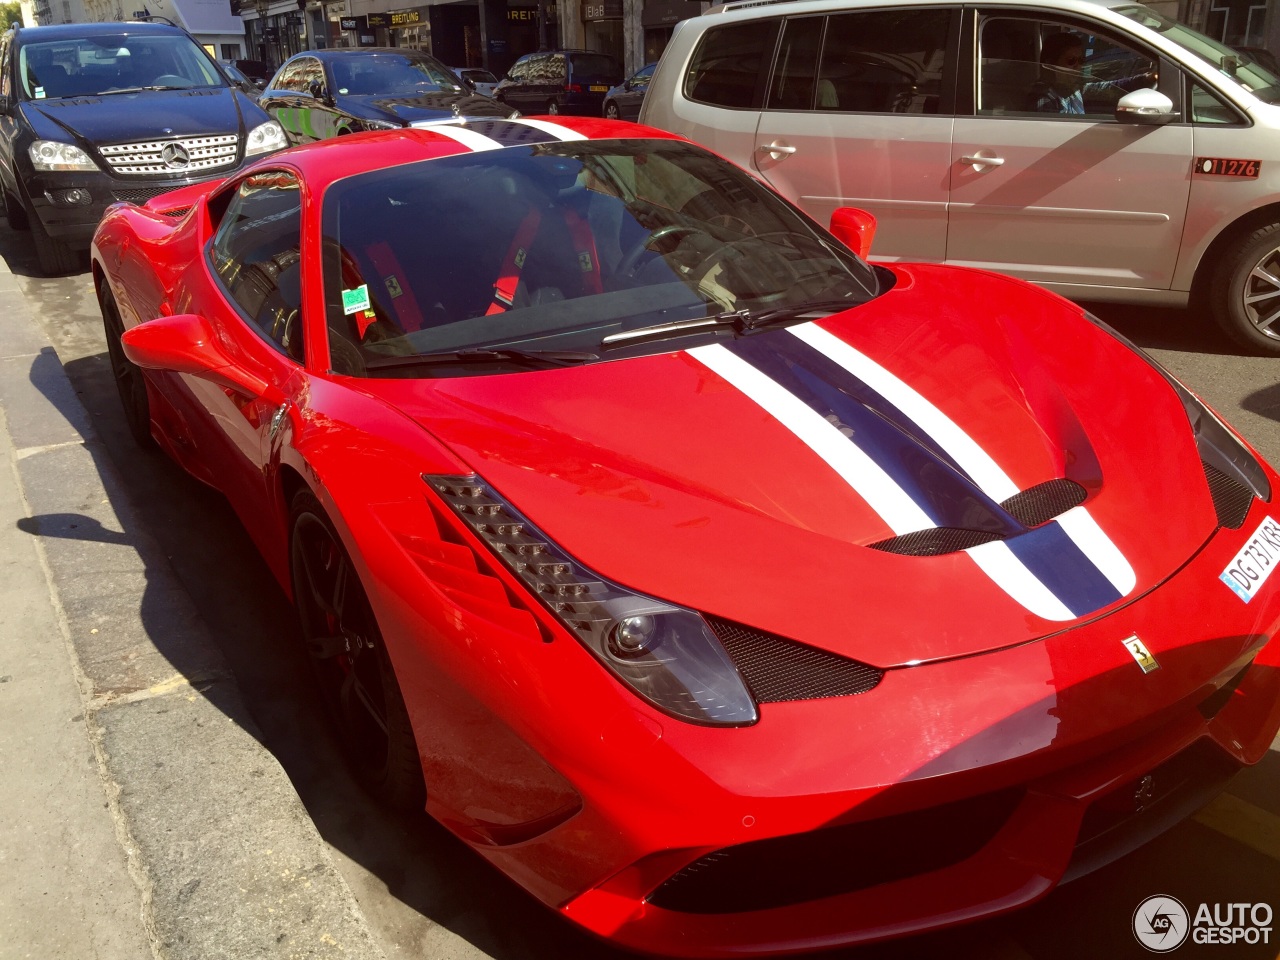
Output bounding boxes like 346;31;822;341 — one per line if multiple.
330;53;464;97
321;135;879;378
19;34;224;99
1114;4;1280;100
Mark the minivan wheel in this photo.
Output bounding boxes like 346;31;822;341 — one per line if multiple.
605;101;619;119
546;100;560;115
1210;221;1280;355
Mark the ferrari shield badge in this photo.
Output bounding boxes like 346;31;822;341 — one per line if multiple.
1122;634;1160;674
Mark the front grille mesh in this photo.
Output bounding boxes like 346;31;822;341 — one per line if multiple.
100;134;238;177
1203;460;1253;529
869;478;1088;557
705;616;882;702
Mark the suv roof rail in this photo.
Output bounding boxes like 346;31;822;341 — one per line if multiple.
706;0;807;14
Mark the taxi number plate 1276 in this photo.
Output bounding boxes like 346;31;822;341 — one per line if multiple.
1220;515;1280;602
1197;157;1260;178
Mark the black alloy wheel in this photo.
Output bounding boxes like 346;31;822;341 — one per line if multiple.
604;101;619;119
98;286;154;448
289;490;425;812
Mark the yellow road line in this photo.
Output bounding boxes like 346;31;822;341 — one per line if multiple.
1194;792;1280;862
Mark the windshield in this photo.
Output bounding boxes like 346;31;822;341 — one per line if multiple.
322;136;879;378
19;34;224;99
330;54;464;96
1114;4;1280;98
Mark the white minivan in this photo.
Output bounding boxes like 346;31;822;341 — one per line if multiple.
641;0;1280;353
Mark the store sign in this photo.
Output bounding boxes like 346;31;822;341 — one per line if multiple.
339;15;363;29
389;7;425;26
366;12;388;26
583;0;622;19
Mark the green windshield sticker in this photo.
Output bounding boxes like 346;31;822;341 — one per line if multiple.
341;284;371;315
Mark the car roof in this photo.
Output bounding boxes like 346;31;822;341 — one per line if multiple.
245;119;683;188
703;0;1134;17
12;20;189;40
295;47;444;61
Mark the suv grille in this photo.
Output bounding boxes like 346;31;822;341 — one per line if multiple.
99;134;239;177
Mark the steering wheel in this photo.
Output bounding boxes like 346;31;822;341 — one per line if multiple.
687;238;756;289
615;224;707;277
152;74;190;87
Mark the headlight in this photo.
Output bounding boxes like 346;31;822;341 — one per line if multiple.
424;474;759;726
1085;311;1270;501
29;140;97;171
245;120;287;157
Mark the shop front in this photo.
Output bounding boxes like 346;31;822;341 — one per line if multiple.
640;0;702;62
582;0;622;65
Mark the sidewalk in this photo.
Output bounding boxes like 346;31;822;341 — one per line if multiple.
0;256;385;959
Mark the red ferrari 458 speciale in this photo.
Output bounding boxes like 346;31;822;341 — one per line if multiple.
91;117;1280;956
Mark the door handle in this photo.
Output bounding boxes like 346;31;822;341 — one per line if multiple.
759;140;797;159
959;153;1005;167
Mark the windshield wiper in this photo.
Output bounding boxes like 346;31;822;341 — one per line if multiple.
98;85;190;95
364;347;599;372
601;298;857;349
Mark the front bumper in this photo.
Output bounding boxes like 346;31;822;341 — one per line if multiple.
433;496;1280;958
24;168;234;246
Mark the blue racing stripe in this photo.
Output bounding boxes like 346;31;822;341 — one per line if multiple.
728;333;1024;537
457;120;559;146
1004;521;1123;617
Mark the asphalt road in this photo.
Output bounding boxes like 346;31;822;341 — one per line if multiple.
9;226;1279;960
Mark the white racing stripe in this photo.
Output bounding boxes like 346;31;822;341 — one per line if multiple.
790;322;1135;600
510;117;590;141
966;541;1076;621
412;123;503;151
688;345;934;534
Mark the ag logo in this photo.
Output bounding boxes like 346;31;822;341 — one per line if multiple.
1134;895;1190;952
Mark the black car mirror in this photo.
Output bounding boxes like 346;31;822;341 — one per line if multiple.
0;95;9;114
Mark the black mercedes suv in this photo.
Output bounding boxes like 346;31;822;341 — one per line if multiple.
0;22;286;274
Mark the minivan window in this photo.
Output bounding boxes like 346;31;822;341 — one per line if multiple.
819;8;950;113
686;19;780;109
768;16;824;109
1115;3;1280;100
19;33;223;99
569;53;617;77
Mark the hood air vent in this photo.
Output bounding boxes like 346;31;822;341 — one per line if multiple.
868;479;1087;557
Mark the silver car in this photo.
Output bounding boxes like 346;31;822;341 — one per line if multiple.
642;0;1280;354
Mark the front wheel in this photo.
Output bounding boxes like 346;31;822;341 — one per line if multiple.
30;204;80;275
1209;222;1280;354
604;101;619;120
546;99;560;115
99;285;154;448
290;491;425;813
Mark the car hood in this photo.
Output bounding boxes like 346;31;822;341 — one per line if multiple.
23;87;259;145
349;92;510;122
363;264;1221;668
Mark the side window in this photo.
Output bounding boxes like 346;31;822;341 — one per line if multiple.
275;59;306;92
633;63;655;87
818;9;951;114
685;19;780;109
298;57;323;93
0;37;10;101
979;18;1156;118
768;16;823;110
210;171;304;361
1188;78;1242;123
509;56;529;81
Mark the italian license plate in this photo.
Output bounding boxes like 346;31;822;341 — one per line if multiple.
1220;515;1280;602
590;85;608;92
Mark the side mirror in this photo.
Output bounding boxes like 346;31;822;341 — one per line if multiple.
462;76;475;90
308;78;328;101
0;95;10;114
829;206;877;260
122;314;276;400
1116;87;1175;125
254;78;267;90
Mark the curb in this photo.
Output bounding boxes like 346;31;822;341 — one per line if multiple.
0;258;387;959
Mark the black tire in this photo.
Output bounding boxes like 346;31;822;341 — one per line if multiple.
546;100;560;115
604;100;619;120
1209;221;1280;355
30;203;80;275
98;285;154;448
4;190;28;230
289;490;425;813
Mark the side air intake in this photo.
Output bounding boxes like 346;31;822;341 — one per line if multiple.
704;616;882;702
1202;460;1253;529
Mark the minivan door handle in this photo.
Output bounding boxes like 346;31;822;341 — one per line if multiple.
759;140;797;160
959;153;1005;169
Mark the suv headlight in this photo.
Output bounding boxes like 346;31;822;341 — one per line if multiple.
245;120;287;157
29;140;97;171
425;474;759;726
1086;310;1270;501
